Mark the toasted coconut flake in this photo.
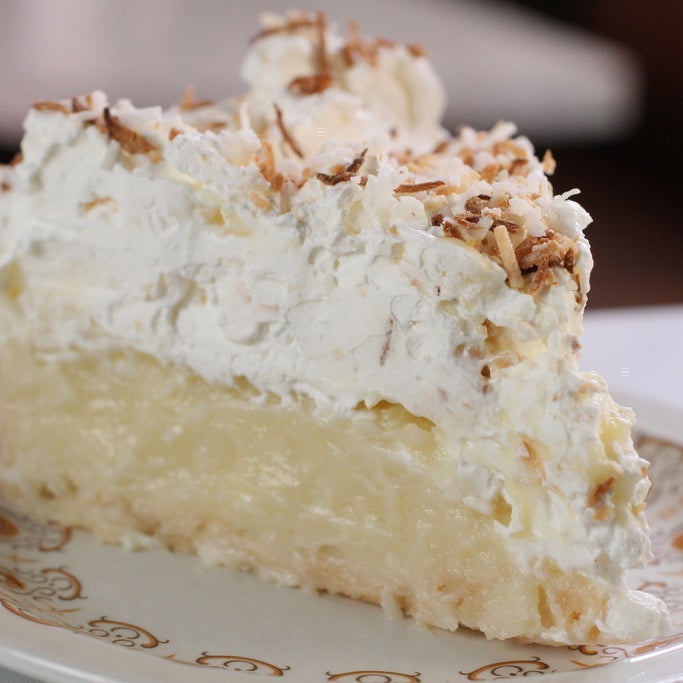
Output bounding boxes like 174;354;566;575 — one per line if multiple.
250;16;318;43
1;181;11;192
316;148;367;186
180;85;214;111
258;139;278;184
343;150;366;175
588;476;615;508
340;22;360;67
341;23;421;68
509;158;528;175
375;37;397;51
10;152;23;167
459;149;475;167
315;11;330;75
80;196;117;212
206;121;227;133
493;224;523;289
345;148;367;175
71;95;91;113
492;218;521;233
465;196;487;215
278;12;333;95
516;233;574;274
316;171;352;186
493;139;528;158
528;262;556;293
256;140;285;193
394;180;445;194
542;149;557;175
92;114;108;134
480;164;501;183
442;219;466;241
514;238;535;262
288;73;333;95
456;216;477;229
103;108;158;156
32;100;70;114
273;104;304;159
563;246;576;273
168;127;184;141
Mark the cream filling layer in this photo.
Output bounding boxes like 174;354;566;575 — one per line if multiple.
0;296;669;644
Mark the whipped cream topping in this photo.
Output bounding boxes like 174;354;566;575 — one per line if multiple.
0;11;670;642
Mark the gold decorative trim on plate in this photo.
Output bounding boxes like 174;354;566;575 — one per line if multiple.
194;654;290;675
326;671;422;682
459;656;555;680
86;617;170;649
0;432;681;680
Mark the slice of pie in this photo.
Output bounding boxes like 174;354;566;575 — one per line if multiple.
0;11;671;644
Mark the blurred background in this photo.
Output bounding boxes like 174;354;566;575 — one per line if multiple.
0;0;681;309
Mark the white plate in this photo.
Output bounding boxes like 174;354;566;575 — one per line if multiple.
1;397;682;683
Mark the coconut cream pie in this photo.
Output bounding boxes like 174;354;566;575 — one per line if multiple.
0;11;671;645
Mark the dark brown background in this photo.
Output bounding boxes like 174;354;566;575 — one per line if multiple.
1;0;681;310
503;0;683;309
